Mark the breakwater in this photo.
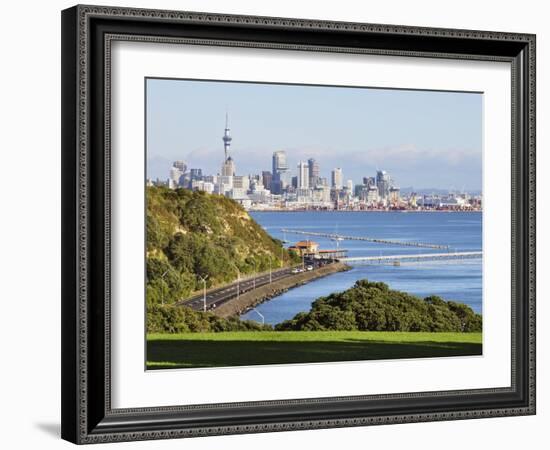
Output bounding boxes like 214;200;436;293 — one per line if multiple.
213;262;350;318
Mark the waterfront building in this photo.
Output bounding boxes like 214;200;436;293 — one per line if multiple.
288;240;319;257
389;186;401;205
313;186;331;203
331;168;343;189
366;185;379;204
376;170;391;199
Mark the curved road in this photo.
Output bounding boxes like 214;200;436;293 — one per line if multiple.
177;262;325;311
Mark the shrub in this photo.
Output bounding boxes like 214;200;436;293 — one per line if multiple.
275;279;482;332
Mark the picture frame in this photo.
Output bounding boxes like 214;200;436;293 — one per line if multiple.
61;4;536;444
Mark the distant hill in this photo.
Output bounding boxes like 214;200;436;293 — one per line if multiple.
146;186;295;305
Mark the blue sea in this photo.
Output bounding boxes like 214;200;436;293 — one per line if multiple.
240;211;482;325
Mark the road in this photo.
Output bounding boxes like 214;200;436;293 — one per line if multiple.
177;261;328;312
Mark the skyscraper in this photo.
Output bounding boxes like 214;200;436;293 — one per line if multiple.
173;160;187;173
272;150;288;174
262;171;273;191
297;161;309;189
376;170;391;199
331;168;343;189
363;176;375;188
308;158;320;187
221;157;235;176
169;165;183;186
272;151;290;194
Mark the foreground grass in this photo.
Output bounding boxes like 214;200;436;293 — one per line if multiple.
147;331;482;369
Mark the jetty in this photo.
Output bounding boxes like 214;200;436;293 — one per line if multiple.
341;251;482;264
281;228;449;250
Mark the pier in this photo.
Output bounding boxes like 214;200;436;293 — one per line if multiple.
341;251;482;264
281;228;450;250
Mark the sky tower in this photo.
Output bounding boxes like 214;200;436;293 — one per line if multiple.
222;112;232;160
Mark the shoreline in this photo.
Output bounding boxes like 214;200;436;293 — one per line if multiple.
211;262;351;318
247;209;482;213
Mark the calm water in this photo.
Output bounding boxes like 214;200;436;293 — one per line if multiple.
240;211;482;325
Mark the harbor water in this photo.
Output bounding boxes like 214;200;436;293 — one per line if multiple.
240;211;482;325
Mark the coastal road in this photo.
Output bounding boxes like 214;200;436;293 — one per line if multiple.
177;261;328;311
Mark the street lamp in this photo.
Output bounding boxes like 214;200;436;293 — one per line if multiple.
198;275;208;312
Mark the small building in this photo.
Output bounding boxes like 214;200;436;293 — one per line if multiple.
288;240;319;257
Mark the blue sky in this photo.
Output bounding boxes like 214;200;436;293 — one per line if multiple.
146;78;482;191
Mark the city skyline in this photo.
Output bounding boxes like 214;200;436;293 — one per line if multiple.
146;78;483;191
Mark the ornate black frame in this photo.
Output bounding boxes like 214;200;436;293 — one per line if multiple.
61;4;536;444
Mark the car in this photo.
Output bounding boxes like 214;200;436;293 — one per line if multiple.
291;268;300;274
306;265;313;271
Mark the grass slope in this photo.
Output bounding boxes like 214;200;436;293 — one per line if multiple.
147;331;482;369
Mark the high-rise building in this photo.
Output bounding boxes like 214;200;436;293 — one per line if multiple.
233;175;250;190
346;179;353;192
363;176;375;188
389;186;401;205
376;170;391;199
271;151;290;194
308;158;320;187
189;168;203;181
173;160;187;173
367;186;379;204
297;161;309;189
262;171;273;191
331;168;343;189
221;157;235;176
272;151;288;174
169;165;183;186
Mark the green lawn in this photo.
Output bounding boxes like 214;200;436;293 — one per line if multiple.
147;331;482;369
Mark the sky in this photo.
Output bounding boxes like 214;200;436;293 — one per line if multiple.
146;78;483;191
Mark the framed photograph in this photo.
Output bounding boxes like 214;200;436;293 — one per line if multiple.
61;5;536;444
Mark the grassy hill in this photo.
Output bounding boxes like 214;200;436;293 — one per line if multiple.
146;186;296;306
